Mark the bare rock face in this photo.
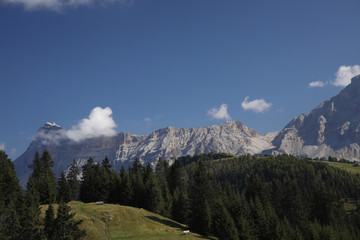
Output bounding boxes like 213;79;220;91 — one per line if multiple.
14;121;274;187
270;74;360;161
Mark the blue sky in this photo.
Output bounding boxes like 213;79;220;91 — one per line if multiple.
1;0;360;159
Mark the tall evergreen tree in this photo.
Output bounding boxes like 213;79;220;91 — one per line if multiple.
67;159;80;201
58;172;71;203
213;202;239;240
22;175;42;240
53;202;86;240
40;150;57;204
80;157;102;202
144;164;164;214
189;160;213;235
0;150;23;240
28;150;57;204
119;166;133;205
44;204;56;240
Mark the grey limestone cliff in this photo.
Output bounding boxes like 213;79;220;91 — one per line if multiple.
14;121;274;187
270;75;360;160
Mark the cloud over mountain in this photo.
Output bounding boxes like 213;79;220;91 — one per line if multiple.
208;104;231;121
241;97;272;113
35;107;117;144
66;107;117;142
332;65;360;87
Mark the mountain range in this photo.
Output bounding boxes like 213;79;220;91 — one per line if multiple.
14;74;360;187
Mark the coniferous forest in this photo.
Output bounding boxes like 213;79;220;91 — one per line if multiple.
2;150;360;239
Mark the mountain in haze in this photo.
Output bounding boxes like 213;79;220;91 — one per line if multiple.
14;121;274;187
270;74;360;160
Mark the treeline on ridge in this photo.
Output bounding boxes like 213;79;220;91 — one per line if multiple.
2;150;360;239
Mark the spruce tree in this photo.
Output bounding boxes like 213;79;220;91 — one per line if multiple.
44;204;56;240
58;172;71;203
67;159;80;201
119;166;133;205
53;202;86;240
22;175;42;240
213;202;239;240
144;164;164;214
41;150;57;204
28;150;57;204
0;150;23;239
189;160;213;235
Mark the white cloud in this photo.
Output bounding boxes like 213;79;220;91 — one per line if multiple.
241;96;272;113
34;107;117;144
144;117;151;122
309;81;326;88
1;0;132;12
332;65;360;87
0;142;5;151
66;107;117;142
208;104;231;121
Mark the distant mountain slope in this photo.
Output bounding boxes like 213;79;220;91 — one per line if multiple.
15;121;274;187
270;74;360;160
15;75;360;187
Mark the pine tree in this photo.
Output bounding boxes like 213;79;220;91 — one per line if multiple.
0;150;23;239
156;158;172;217
171;186;189;224
119;166;133;205
67;159;80;201
189;160;213;235
144;164;164;214
58;172;71;203
21;175;42;240
130;158;145;208
213;202;239;240
53;202;86;240
28;150;57;204
44;204;56;240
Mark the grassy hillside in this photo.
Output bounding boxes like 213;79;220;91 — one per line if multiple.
41;202;210;240
322;161;360;175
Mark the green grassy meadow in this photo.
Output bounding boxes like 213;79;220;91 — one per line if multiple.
41;202;210;240
321;161;360;175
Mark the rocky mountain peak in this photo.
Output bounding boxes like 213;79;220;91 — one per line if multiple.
271;74;360;161
39;122;63;131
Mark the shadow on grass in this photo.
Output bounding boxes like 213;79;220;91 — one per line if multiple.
145;216;186;230
145;216;215;239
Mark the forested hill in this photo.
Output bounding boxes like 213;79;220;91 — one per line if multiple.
76;153;360;239
2;149;360;240
177;154;360;239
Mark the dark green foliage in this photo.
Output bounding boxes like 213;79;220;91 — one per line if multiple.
44;204;56;240
119;166;133;205
79;157;104;202
22;175;42;239
28;150;57;204
52;202;86;240
129;158;146;208
144;163;164;214
189;160;214;235
0;150;23;240
58;172;71;203
67;159;80;201
213;202;239;240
